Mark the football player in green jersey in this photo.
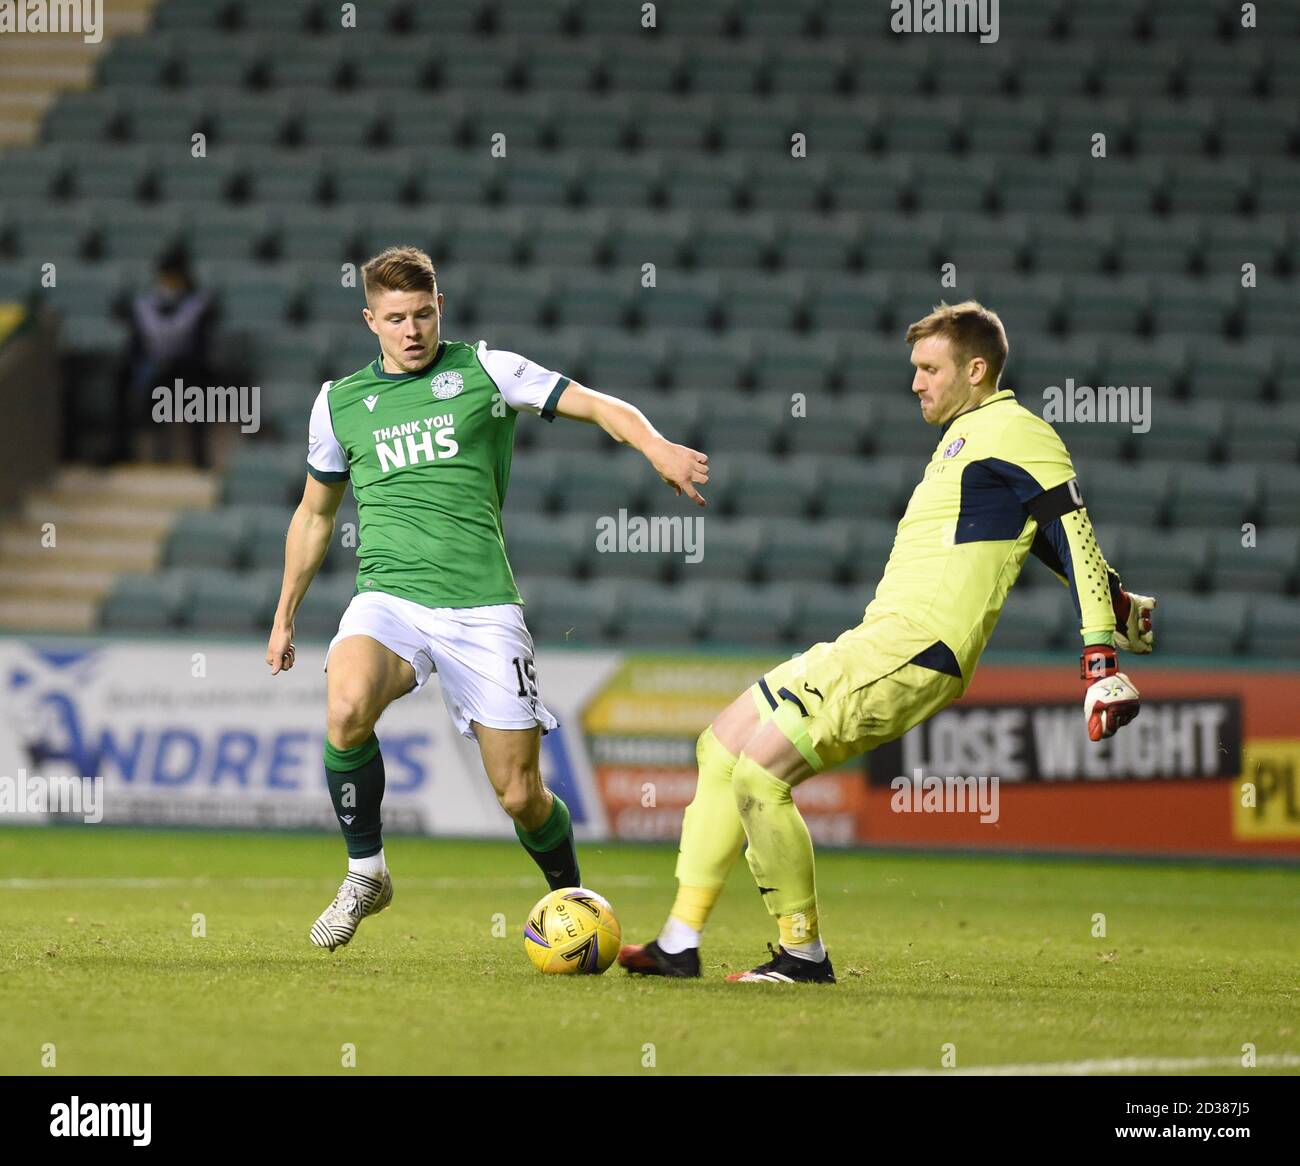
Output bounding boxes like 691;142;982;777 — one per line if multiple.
264;246;709;950
620;301;1156;983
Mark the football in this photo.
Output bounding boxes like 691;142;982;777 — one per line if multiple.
523;887;622;975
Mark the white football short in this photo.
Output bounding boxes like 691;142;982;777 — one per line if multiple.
325;590;558;743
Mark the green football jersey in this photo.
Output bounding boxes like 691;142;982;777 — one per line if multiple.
306;339;570;609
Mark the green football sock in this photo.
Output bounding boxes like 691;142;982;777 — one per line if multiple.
324;733;386;859
516;793;581;891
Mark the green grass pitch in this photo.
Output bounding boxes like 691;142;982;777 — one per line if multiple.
1;827;1296;1076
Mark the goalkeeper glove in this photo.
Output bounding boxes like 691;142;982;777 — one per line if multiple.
1112;588;1156;653
1081;644;1140;742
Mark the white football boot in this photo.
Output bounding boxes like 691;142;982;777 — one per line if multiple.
309;870;393;951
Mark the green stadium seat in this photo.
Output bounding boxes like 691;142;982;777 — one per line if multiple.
1157;592;1249;656
769;45;848;98
1210;527;1299;596
1148;279;1237;339
98;34;175;88
437;39;521;92
526;40;603;94
1048;100;1134;161
716;94;800;152
326;148;417;206
238;147;328;204
498;155;576;208
120;91;207;146
1220;105;1298;161
185;207;270;262
524;210;610;268
552;271;631;330
843;518;898;585
270;208;358;263
941;213;1028;274
665;156;745;213
1015;42;1094;98
414;154;497;211
1260;466;1300;526
579;333;665;392
749;335;838;397
467;267;551;329
929;39;1015;99
343;39;430;91
47;266;126;320
847;42;930;97
581;156;661;210
1078;158;1163;217
742;0;818;39
1121;529;1212;594
913;156;996;215
878;98;958;154
1114;217;1201;277
820;458;913;521
524;579;619;645
614;581;707;645
178;35;266;88
68;145;152;201
42;90;121;142
760;518;851;585
658;332;752;392
296;93;384;149
862;214;942;273
603;42;691;93
1240;288;1298;340
0;144;69;200
717;272;801;332
11;206;94;260
399;1;486;35
164;509;247;570
602;211;688;272
973;275;1064;338
717;455;821;519
678;517;761;583
1184;339;1272;401
224;443;303;507
630;96;716;152
468;94;556;153
1202;215;1286;279
1145;0;1230;41
695;390;784;455
1225;410;1300;464
154;151;239;203
1081;462;1170;527
182;564;280;630
551;94;633;151
99;571;188;631
1063;276;1149;337
1097;43;1179;101
702;582;798;647
206;92;295;148
796;102;877;155
996;158;1080;216
964;99;1049;155
1029;216;1114;276
552;452;649;515
826;157;909;215
294;574;358;640
234;0;319;34
803;272;890;334
1096;338;1186;402
1244;597;1300;659
632;273;719;331
1166;159;1250;216
987;586;1072;653
790;583;869;647
652;0;737;38
503;452;557;515
1065;1;1143;42
503;514;593;581
439;207;525;268
681;43;761;96
777;217;864;274
783;408;870;458
1168;464;1259;528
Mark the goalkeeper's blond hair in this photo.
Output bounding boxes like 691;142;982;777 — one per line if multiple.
905;301;1009;389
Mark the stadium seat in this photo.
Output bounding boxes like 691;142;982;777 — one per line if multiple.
294;574;359;639
789;583;869;647
1167;464;1259;527
820;458;914;521
680;517;762;583
702;582;798;646
988;586;1072;653
1209;527;1299;596
1244;596;1300;659
99;571;189;631
843;518;899;585
759;518;853;585
504;513;593;581
719;455;821;520
1121;529;1212;595
1156;592;1249;655
613;581;706;645
1165;159;1251;216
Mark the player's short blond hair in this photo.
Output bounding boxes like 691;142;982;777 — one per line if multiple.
361;246;437;302
905;300;1009;388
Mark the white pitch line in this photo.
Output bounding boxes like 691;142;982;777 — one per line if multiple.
0;874;660;890
860;1053;1300;1076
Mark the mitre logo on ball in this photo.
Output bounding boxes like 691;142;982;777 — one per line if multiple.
431;371;464;399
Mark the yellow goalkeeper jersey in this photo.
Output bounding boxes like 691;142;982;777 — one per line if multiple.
867;389;1119;685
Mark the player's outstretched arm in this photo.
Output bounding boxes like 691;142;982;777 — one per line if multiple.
551;381;710;507
266;475;347;674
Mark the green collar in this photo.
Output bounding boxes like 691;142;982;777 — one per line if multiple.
371;340;447;381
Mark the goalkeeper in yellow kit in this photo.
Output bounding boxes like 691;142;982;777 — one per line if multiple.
619;302;1157;983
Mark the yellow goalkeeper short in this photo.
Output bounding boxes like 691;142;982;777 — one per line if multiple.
751;611;966;773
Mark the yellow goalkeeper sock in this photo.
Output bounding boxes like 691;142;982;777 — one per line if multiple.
778;905;820;948
732;753;818;921
668;726;746;934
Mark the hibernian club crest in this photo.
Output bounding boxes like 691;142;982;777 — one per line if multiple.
430;371;464;400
